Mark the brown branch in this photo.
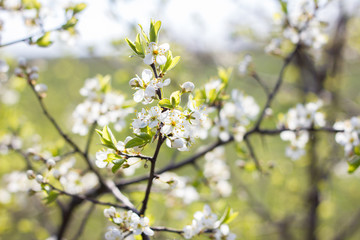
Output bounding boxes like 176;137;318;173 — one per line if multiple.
71;204;95;240
48;184;132;211
139;135;164;215
253;45;300;130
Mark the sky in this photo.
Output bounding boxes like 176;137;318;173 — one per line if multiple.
0;0;358;58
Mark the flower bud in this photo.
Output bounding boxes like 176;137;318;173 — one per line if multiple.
181;82;195;93
31;66;39;73
29;72;39;81
26;170;35;180
14;68;23;77
34;83;48;97
35;174;44;184
129;78;140;88
46;159;56;170
53;169;61;179
18;58;27;68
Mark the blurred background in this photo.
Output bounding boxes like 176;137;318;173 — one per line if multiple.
1;0;360;239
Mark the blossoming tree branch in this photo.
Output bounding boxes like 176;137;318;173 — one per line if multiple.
0;0;359;239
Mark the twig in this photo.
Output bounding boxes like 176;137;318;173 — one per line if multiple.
48;184;131;210
139;135;164;215
0;25;63;48
71;204;95;240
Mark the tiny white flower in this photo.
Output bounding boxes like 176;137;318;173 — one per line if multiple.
144;42;169;65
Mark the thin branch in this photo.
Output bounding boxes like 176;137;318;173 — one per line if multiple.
84;121;97;157
117;137;234;188
48;184;132;211
151;226;183;234
0;25;63;48
244;136;263;172
253;45;300;130
139;135;164;215
26;77;106;186
251;72;270;96
71;204;95;240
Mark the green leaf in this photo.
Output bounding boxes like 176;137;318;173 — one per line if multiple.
111;159;125;173
138;24;149;43
218;207;238;225
158;98;173;108
279;0;288;14
170;90;181;107
135;33;145;57
99;75;111;93
135;132;152;142
44;192;59;205
218;67;232;85
102;125;117;146
73;3;87;14
22;0;41;10
125;137;147;149
125;37;138;55
149;19;161;43
354;146;360;155
167;56;180;72
348;155;360;173
207;88;217;103
36;32;53;47
62;17;78;30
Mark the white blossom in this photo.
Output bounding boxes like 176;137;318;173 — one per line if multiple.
144;42;169;65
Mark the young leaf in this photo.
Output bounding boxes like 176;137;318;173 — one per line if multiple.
135;132;152;142
44;192;59;205
138;24;149;43
348;155;360;173
159;98;173;108
170;90;181;107
135;33;145;57
36;32;53;47
166;56;181;73
62;17;78;30
125;137;147;149
111;159;125;173
73;3;87;14
102;125;117;146
125;37;139;55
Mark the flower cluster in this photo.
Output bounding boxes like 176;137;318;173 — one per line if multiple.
334;117;360;158
103;207;154;239
72;75;133;135
213;89;259;141
183;205;236;240
266;0;329;54
129;92;207;151
279;101;325;160
204;147;232;197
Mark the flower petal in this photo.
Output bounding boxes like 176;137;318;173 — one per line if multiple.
159;43;170;53
144;54;154;65
142;69;153;82
134;90;145;102
156;55;167;65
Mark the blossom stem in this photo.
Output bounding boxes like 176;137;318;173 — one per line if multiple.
139;135;165;216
